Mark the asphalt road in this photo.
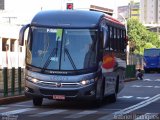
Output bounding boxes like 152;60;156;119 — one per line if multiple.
0;73;160;120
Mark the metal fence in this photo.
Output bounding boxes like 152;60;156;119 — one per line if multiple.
0;67;24;97
125;54;144;79
128;54;144;70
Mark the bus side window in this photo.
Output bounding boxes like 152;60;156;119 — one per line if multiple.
114;27;117;51
109;26;112;51
110;26;115;51
117;29;120;52
101;25;109;50
123;30;125;52
123;30;127;52
119;29;123;52
119;30;124;52
104;26;109;50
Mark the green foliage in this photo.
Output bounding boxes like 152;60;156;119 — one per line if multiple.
127;18;160;55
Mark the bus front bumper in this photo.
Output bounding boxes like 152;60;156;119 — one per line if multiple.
24;80;97;101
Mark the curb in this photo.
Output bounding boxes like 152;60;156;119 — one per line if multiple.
125;78;137;82
0;95;30;105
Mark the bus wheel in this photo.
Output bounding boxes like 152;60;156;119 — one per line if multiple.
109;92;117;103
109;78;119;103
94;80;105;107
33;97;43;106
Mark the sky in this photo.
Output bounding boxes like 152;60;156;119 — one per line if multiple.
5;0;131;13
2;0;139;23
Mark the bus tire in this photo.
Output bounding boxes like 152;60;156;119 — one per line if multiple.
109;77;119;103
33;97;43;106
94;79;105;107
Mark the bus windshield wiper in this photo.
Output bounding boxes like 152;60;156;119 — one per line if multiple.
41;48;57;72
64;47;77;70
41;36;59;72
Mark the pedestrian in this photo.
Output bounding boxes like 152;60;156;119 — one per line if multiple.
136;69;143;80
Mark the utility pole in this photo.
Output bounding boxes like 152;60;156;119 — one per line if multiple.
3;17;17;24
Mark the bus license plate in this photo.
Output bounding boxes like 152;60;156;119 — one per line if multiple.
53;95;65;100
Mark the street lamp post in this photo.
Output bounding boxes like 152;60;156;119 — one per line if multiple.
118;13;127;34
118;13;129;65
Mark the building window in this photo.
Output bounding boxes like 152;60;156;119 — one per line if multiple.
10;39;16;52
2;38;8;51
20;47;22;52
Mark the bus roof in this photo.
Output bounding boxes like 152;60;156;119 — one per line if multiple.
31;10;124;28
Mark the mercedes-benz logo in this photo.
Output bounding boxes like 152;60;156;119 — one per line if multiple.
56;82;61;87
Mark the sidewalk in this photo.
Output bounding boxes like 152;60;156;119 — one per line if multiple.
0;95;30;105
125;78;137;82
0;90;30;105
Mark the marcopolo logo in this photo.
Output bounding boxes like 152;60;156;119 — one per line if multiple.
56;82;62;87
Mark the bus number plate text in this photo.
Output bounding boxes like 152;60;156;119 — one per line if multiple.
53;95;65;100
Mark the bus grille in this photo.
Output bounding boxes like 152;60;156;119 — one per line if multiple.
40;89;78;96
38;81;80;88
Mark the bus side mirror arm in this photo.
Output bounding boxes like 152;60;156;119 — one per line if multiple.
19;24;30;46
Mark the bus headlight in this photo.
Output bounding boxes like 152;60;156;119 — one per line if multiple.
80;79;95;86
26;76;40;83
81;80;90;85
32;78;39;83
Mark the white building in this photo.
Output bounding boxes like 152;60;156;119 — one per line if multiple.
140;0;160;24
0;23;25;69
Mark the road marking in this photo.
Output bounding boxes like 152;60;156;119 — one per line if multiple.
143;86;153;88
143;79;152;81
131;85;142;87
16;101;32;105
65;110;97;118
0;107;8;110
154;86;160;88
0;108;36;115
136;97;150;100
114;94;160;115
135;113;159;120
131;85;160;89
118;96;133;99
30;109;67;117
98;94;160;120
102;109;121;111
131;85;153;88
9;104;33;107
155;79;160;82
118;96;150;100
98;114;114;120
143;79;160;82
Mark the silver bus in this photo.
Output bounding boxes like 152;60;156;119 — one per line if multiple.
19;10;127;106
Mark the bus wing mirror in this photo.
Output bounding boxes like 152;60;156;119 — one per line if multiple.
19;24;30;46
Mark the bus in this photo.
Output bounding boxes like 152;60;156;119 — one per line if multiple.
143;48;160;73
19;10;127;106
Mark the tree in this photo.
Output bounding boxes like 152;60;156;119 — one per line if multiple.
127;18;160;55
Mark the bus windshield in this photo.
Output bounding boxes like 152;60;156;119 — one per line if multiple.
144;49;160;56
27;27;98;71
